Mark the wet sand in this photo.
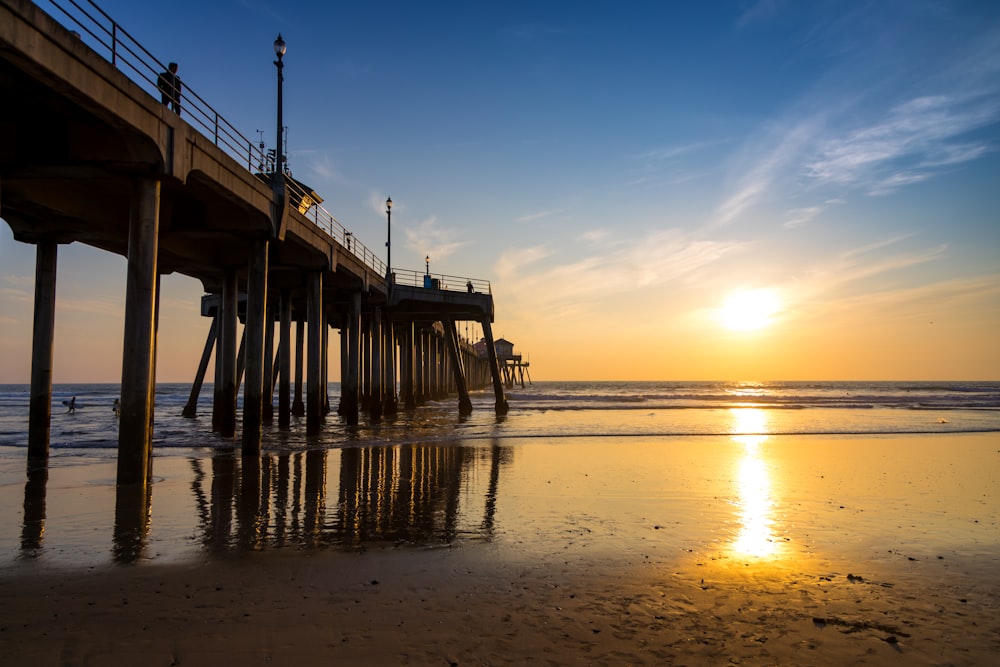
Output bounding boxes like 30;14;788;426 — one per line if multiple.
0;433;998;665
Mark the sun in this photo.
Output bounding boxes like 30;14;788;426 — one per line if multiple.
717;289;781;331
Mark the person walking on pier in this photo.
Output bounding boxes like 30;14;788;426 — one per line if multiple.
157;62;182;115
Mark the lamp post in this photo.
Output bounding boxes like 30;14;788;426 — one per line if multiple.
425;254;430;275
273;34;286;180
385;196;392;280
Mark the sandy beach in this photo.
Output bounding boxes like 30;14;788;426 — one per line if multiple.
1;432;997;665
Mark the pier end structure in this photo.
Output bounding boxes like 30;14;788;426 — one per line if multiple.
388;283;506;415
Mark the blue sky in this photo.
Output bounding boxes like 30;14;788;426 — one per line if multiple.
2;0;999;381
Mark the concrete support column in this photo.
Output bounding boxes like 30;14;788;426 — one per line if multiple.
429;334;436;399
343;291;361;425
370;307;383;422
215;269;239;437
401;321;415;410
361;315;371;411
481;319;510;415
292;313;305;416
430;335;441;399
306;271;323;435
235;327;247;395
338;315;348;415
322;311;330;416
182;318;216;417
384;320;398;415
263;301;275;424
278;289;291;430
414;328;425;405
212;297;222;428
444;318;473;415
118;177;160;485
242;239;269;455
27;240;58;463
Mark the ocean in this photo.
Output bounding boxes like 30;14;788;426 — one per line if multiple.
1;380;998;454
0;380;997;569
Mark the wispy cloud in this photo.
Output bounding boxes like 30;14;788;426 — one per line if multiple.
304;152;344;183
734;0;781;30
0;286;30;303
515;208;567;223
625;141;719;191
368;192;393;215
712;9;1000;227
783;206;822;228
2;274;33;287
495;245;551;280
714;118;822;228
577;229;608;243
798;271;1000;328
786;236;948;313
59;295;123;317
805;95;998;195
403;216;468;261
495;229;747;320
635;142;715;162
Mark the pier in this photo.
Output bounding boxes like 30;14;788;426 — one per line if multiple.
0;0;511;488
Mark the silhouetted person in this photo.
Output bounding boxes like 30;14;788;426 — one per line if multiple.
113;398;121;417
157;62;181;115
63;397;76;413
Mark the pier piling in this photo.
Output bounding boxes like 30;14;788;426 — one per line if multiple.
242;239;269;454
481;319;509;416
117;178;160;485
306;271;323;435
27;240;57;463
182;318;216;417
444;318;474;415
343;292;361;425
370;307;383;422
216;270;239;437
278;290;292;429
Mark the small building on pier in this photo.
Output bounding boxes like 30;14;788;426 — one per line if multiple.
476;337;531;388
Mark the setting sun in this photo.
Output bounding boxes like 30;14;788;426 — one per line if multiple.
717;289;781;331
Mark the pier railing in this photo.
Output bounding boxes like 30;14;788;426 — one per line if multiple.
47;0;386;278
391;269;491;295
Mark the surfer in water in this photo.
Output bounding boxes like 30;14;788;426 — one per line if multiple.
113;399;121;417
63;396;76;413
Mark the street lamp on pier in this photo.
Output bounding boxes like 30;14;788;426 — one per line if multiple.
425;254;430;275
273;34;286;181
385;196;392;280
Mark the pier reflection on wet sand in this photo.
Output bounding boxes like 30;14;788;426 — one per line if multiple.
21;443;513;564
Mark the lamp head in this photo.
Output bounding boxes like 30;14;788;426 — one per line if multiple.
274;34;287;58
386;196;392;211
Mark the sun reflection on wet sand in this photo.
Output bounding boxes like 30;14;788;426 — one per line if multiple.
729;408;779;558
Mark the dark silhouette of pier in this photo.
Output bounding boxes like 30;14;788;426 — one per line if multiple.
0;0;511;494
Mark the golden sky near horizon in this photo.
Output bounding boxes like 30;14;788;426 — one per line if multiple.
0;237;996;383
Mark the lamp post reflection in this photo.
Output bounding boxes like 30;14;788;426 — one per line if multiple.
729;408;779;558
